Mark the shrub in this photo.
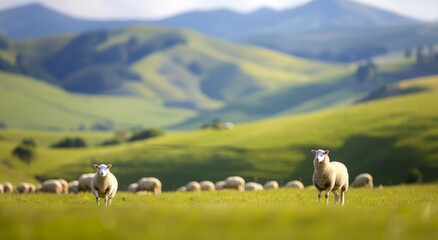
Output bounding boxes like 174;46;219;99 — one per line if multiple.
51;137;87;148
405;167;423;184
128;128;164;142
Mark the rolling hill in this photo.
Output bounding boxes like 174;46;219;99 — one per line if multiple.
1;75;437;189
0;25;349;130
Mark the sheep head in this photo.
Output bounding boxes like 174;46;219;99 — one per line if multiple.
93;164;112;177
311;149;330;163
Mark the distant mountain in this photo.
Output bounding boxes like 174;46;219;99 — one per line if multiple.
153;0;421;38
0;3;140;39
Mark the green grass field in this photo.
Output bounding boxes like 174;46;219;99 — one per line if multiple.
0;184;437;240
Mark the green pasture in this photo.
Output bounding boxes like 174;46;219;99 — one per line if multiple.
0;184;437;240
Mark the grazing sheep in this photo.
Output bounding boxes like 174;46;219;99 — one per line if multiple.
264;181;279;190
137;177;162;194
245;182;263;191
351;173;374;188
176;186;187;192
78;173;95;192
2;182;14;193
28;183;36;193
224;176;245;191
200;181;215;191
311;149;349;205
16;182;32;194
284;180;304;189
40;179;63;194
68;180;79;194
58;179;69;194
91;164;118;206
186;181;201;192
127;183;139;193
215;181;226;190
220;122;235;130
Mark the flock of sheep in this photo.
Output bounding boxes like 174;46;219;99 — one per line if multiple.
0;149;374;206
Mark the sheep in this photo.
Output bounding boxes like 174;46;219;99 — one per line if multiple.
137;177;162;194
215;181;226;190
2;182;14;193
245;182;263;191
186;181;201;192
127;183;139;193
176;186;187;192
200;181;215;191
40;179;63;194
58;179;69;194
264;181;279;190
311;149;349;205
224;176;245;191
28;183;36;193
91;164;118;206
16;182;32;194
284;180;304;189
78;173;95;192
0;184;3;194
68;180;79;194
351;173;374;188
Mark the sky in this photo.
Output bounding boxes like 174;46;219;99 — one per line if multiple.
0;0;437;22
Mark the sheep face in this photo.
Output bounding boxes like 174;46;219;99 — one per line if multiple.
311;149;329;163
94;164;112;177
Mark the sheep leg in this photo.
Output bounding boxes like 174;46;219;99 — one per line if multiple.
317;189;322;203
325;190;330;204
93;190;100;205
104;196;109;206
333;190;340;204
340;190;345;206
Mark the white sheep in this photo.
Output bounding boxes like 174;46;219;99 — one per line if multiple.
58;179;69;194
284;180;304;189
0;184;4;194
351;173;374;188
200;181;215;191
215;181;226;190
186;181;201;192
16;182;34;194
40;179;63;194
78;173;95;192
68;180;79;194
91;164;118;206
137;177;162;194
224;176;245;191
176;186;187;192
127;183;139;193
2;182;14;193
245;182;263;191
311;149;349;205
263;181;279;189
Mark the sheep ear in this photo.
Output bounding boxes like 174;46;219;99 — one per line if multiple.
324;150;330;155
93;164;99;169
106;164;112;169
311;150;317;154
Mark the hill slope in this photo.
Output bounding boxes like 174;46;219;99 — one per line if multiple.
1;75;437;189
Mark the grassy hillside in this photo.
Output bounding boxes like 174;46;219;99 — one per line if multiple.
1;185;437;240
0;71;195;130
1;75;437;189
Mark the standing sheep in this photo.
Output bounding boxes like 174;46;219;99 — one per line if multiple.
224;176;245;191
311;149;349;205
78;173;95;192
264;181;279;190
68;180;79;194
200;181;216;191
127;183;139;193
91;164;118;206
245;182;263;191
351;173;374;188
40;179;63;194
284;180;304;189
186;181;201;192
2;182;14;193
16;182;32;194
215;181;226;190
58;179;69;194
137;177;162;194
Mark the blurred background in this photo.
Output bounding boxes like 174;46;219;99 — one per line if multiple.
0;0;437;190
